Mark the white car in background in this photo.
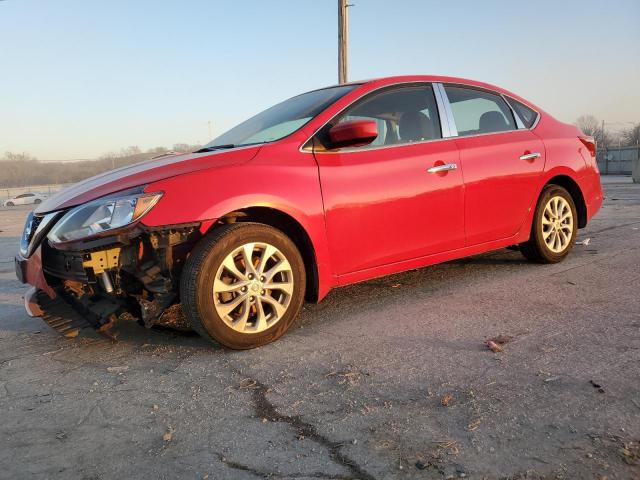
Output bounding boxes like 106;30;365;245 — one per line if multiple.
2;193;48;207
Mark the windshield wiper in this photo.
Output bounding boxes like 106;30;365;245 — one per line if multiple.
194;144;236;153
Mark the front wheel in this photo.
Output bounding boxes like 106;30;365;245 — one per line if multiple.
180;223;306;349
519;185;577;263
5;202;14;207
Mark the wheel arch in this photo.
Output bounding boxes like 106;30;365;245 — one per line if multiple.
206;206;321;302
543;174;587;228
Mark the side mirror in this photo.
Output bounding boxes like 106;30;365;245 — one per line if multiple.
328;119;378;149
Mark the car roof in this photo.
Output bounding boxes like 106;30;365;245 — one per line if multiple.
322;75;538;110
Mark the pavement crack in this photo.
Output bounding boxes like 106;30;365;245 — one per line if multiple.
248;379;376;480
215;452;355;479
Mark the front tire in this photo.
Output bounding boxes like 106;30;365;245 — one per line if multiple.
180;223;306;349
520;185;577;263
5;202;14;207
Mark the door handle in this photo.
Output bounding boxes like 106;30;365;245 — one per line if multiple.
519;152;541;161
427;163;457;173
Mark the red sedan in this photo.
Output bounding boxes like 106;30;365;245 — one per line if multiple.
16;75;603;349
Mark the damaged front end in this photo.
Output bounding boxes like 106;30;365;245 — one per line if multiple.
16;188;205;339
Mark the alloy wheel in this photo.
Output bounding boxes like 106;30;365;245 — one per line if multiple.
213;242;293;333
542;196;574;253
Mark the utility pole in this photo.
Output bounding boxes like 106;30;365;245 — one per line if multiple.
338;0;348;84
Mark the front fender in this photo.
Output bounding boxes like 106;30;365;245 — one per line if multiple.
140;148;335;300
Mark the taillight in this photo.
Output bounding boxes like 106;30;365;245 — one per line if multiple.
578;136;597;159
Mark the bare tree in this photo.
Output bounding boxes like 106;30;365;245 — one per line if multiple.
623;123;640;147
575;115;615;147
575;115;600;136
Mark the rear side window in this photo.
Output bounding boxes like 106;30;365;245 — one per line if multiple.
444;86;516;136
506;98;538;128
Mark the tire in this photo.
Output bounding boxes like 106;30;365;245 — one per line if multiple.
34;199;42;204
519;185;577;263
180;222;306;349
5;202;14;207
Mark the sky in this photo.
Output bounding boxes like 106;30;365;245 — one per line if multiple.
1;0;639;160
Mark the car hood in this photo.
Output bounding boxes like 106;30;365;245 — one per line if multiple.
35;146;261;214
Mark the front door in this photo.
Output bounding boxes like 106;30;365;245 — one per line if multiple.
312;84;465;276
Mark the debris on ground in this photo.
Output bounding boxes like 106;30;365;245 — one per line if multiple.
544;376;562;383
620;440;639;465
237;378;257;389
326;367;366;386
441;394;454;407
467;419;481;431
485;334;514;353
163;427;174;442
577;237;591;246
590;380;605;393
106;366;129;374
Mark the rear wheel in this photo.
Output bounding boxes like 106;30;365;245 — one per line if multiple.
34;199;42;204
520;185;577;263
5;202;14;207
180;223;306;349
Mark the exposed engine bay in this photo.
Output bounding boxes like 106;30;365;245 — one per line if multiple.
35;222;203;339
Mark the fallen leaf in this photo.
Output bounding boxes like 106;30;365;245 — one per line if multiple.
486;340;502;353
441;394;454;407
163;428;173;442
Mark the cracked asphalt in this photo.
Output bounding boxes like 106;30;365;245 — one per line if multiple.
0;176;639;480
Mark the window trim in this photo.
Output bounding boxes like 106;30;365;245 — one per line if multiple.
302;81;453;154
300;80;542;154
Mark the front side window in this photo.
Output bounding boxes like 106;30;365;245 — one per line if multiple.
445;86;516;137
316;84;442;150
201;85;357;149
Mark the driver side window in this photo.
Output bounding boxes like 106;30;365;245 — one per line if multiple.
317;85;442;150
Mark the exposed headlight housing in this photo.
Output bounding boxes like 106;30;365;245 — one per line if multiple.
48;192;162;244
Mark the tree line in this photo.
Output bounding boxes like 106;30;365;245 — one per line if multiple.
0;144;200;188
575;116;640;148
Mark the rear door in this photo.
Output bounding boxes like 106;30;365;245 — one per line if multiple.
443;85;545;246
312;84;465;275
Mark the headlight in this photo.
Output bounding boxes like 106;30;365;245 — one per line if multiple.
48;192;162;243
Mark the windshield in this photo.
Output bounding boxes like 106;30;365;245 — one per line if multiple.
201;85;357;149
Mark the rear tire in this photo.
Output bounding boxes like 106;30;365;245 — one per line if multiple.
34;199;42;204
6;202;14;207
180;223;306;349
520;185;577;263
